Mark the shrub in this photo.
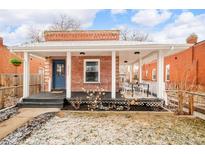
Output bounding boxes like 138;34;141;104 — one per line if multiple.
10;58;22;66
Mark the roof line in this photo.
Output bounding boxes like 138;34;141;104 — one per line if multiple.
194;40;205;46
44;30;120;33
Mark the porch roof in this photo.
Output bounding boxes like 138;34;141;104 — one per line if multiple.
10;40;192;53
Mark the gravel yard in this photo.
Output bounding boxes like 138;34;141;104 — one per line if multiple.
21;111;205;145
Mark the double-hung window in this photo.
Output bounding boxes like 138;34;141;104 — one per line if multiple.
84;59;100;83
145;70;148;78
165;64;170;81
152;68;156;81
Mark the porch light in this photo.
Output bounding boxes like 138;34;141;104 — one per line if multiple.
134;51;140;54
124;60;128;63
80;52;85;55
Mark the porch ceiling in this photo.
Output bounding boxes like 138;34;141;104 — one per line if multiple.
29;50;152;65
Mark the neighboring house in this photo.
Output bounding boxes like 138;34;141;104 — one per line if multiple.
0;37;45;75
10;30;191;99
140;36;205;91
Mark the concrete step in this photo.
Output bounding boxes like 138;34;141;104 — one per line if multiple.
19;98;64;108
22;98;64;102
18;102;63;108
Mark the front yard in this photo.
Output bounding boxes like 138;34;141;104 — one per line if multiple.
20;111;205;144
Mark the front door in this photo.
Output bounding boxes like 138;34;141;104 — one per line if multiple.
53;60;65;89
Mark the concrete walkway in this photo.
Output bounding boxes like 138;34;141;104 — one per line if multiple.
0;108;60;140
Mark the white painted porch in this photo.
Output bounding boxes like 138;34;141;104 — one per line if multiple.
10;41;192;100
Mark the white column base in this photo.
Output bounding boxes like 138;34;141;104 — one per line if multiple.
23;52;30;98
66;51;71;98
111;51;116;99
157;51;165;99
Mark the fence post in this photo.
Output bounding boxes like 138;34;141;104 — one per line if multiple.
178;91;184;115
0;90;3;109
147;84;149;97
188;94;194;115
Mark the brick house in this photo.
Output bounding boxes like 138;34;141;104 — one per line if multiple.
10;30;191;100
0;37;45;75
129;36;205;92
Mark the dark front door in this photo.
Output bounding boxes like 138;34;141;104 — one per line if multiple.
53;60;65;89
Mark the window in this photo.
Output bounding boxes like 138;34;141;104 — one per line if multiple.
152;68;156;80
84;59;100;83
165;64;170;81
56;64;65;76
145;70;148;78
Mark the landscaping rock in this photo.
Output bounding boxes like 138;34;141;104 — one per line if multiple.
0;112;55;145
0;106;18;122
20;111;205;145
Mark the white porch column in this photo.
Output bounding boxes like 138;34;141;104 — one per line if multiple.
139;58;142;83
66;51;71;98
111;51;116;99
129;65;133;83
23;52;30;98
157;50;165;99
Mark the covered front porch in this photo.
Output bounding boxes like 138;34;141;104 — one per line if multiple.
10;40;191;108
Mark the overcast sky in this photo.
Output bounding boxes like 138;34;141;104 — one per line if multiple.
0;9;205;45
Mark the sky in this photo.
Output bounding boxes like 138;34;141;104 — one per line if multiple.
0;9;205;45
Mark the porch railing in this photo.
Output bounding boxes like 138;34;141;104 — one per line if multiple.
121;82;156;98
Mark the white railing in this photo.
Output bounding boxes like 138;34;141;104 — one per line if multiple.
141;80;158;96
121;81;157;98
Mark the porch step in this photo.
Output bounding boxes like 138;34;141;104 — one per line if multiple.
18;98;64;108
22;98;63;102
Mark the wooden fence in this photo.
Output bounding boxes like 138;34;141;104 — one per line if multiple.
0;74;43;109
166;90;205;115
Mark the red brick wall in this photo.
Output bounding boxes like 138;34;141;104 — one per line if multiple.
193;41;205;88
44;30;120;41
44;57;52;91
0;45;21;74
0;45;45;74
142;61;157;81
141;41;205;91
164;48;196;85
71;56;119;92
0;37;3;47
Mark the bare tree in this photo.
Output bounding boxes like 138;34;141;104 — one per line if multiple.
120;28;152;42
27;26;44;43
49;14;81;31
27;14;82;43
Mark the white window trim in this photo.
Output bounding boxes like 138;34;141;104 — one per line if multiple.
165;64;170;81
84;59;100;83
152;68;156;81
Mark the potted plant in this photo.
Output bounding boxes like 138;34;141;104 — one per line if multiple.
10;58;22;66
